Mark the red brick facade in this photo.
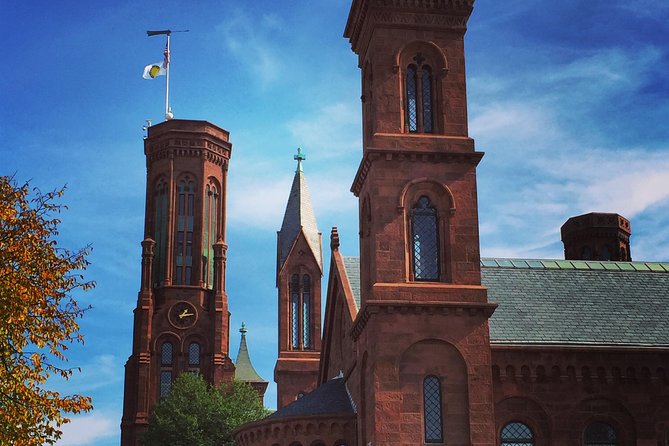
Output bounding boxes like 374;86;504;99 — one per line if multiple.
234;1;669;446
121;120;235;445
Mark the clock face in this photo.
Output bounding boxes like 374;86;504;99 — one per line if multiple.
168;301;198;329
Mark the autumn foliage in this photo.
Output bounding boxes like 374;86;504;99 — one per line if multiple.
0;176;94;445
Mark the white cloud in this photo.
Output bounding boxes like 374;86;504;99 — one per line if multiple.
51;354;122;394
288;103;361;157
217;10;283;88
56;412;116;446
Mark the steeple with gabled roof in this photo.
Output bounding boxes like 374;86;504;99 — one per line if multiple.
274;149;323;409
234;323;268;403
277;148;323;280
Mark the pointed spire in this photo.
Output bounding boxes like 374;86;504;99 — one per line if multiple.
234;323;266;384
277;148;323;274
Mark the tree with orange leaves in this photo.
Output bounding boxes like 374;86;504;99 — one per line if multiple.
0;176;95;445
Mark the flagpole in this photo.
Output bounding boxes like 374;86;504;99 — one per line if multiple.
165;33;171;120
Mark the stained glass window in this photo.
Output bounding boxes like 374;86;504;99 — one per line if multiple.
161;342;173;366
406;64;418;133
188;342;200;366
423;375;443;443
584;422;617;446
412;196;439;281
290;274;300;349
501;422;534;446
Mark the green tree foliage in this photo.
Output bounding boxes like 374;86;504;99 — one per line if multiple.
0;176;94;445
143;373;270;446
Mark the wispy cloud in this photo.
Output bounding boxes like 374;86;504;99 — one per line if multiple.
56;412;117;446
217;9;283;88
288;103;361;158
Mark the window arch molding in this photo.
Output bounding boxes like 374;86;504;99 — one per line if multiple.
499;420;536;446
174;173;198;286
153;332;180;399
288;265;316;351
399;179;455;282
152;175;170;287
396;40;448;134
202;176;221;289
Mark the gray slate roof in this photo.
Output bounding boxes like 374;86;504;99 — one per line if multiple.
337;257;669;347
267;376;355;419
342;256;361;309
277;164;322;273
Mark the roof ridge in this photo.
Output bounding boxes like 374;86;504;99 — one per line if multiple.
481;258;669;273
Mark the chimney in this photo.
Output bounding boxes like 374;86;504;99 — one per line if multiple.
561;213;631;261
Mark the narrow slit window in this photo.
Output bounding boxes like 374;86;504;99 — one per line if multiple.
406;64;418;133
302;274;311;349
422;65;433;133
160;371;172;397
161;342;173;366
175;179;195;285
412;196;439;281
423;375;443;443
153;180;168;286
290;274;300;349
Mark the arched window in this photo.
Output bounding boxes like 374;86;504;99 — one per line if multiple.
404;53;434;134
188;342;200;370
302;274;311;349
501;422;535;446
584;421;617;446
423;375;443;443
290;274;300;349
160;342;173;397
412;196;439;281
290;274;312;350
175;179;195;285
202;182;218;289
153;179;168;286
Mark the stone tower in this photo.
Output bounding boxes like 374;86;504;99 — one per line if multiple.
344;0;497;444
561;212;632;261
274;150;323;408
120;119;235;445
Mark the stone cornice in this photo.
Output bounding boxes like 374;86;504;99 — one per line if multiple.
145;134;231;168
351;299;496;341
351;146;483;196
345;0;474;58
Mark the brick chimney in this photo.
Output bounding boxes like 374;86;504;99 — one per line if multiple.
561;212;631;261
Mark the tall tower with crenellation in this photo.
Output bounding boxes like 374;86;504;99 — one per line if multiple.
120;119;235;445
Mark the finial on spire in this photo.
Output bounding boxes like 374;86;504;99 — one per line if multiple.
240;322;247;335
294;147;306;173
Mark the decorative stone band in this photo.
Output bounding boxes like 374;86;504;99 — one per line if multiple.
233;413;356;446
351;299;497;341
351;147;483;196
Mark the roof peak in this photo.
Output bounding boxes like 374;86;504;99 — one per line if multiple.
277;149;323;275
234;323;267;384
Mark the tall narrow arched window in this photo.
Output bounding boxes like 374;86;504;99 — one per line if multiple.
153;179;168;286
160;342;173;397
423;375;443;443
412;196;439;281
290;274;300;349
302;275;311;349
202;183;218;288
584;422;617;446
175;179;195;285
404;53;434;134
406;64;418;133
501;422;535;446
188;342;200;372
289;274;312;350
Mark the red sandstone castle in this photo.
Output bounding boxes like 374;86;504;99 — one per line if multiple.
122;1;669;445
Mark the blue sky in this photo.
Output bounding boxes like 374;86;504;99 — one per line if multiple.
2;1;668;445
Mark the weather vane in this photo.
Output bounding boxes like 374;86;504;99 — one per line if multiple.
143;29;189;121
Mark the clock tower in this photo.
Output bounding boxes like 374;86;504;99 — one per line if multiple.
120;119;235;445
